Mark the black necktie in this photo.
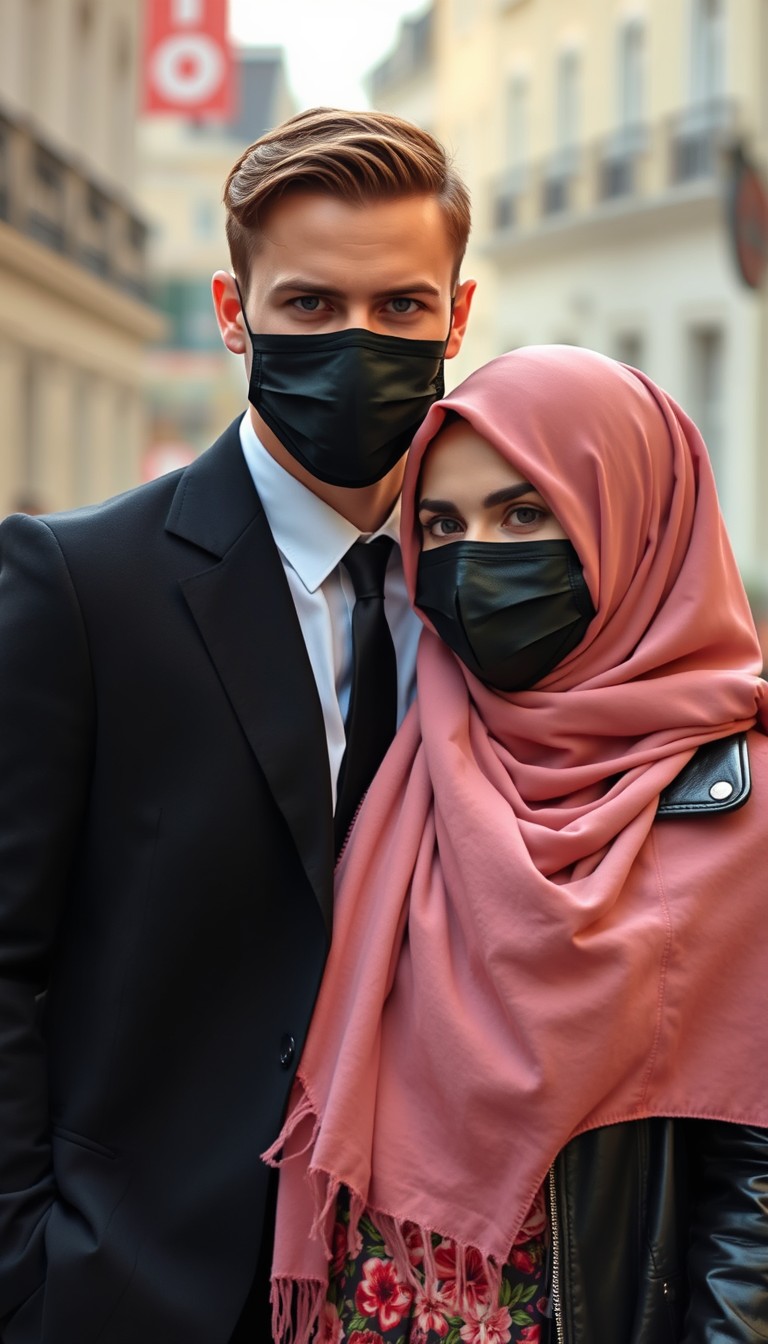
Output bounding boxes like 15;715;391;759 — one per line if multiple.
334;537;398;851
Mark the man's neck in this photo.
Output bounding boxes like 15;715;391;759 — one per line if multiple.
250;409;406;534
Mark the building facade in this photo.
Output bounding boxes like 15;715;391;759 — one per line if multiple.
370;0;768;599
137;47;295;467
0;0;162;515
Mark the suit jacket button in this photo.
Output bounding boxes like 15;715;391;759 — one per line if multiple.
279;1034;296;1069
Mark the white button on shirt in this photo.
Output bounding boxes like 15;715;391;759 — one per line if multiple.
239;414;422;809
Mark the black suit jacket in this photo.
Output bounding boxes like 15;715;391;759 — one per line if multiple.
0;420;333;1343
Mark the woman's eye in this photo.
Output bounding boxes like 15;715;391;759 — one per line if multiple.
507;505;545;528
427;516;463;537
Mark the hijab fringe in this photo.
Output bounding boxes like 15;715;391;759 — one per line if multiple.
266;1092;505;1341
270;1277;325;1344
262;1089;319;1167
270;1168;504;1342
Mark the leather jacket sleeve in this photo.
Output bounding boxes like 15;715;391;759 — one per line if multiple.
683;1120;768;1342
0;515;94;1318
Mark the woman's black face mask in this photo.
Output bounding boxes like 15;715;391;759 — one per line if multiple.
237;287;448;489
415;539;596;692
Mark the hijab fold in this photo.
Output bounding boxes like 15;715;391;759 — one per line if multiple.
266;347;767;1343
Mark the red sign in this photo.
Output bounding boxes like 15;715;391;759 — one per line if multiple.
726;145;768;291
142;0;234;119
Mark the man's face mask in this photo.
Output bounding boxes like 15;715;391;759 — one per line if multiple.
415;539;596;692
238;287;449;489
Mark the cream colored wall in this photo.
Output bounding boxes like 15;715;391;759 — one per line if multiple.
0;0;140;191
136;63;300;457
422;0;768;577
0;0;158;515
0;222;158;513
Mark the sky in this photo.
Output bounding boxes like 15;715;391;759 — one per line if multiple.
228;0;429;110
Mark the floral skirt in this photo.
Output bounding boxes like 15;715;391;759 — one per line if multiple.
322;1189;550;1344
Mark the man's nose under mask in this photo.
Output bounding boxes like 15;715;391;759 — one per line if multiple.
415;539;596;692
239;297;448;488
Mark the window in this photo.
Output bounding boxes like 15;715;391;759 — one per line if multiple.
152;278;221;353
70;1;96;149
72;375;93;506
112;18;135;168
543;48;581;213
505;75;529;171
688;325;724;474
618;19;645;130
556;48;581;160
494;77;529;228
25;0;48;113
192;197;218;241
691;0;725;106
21;356;43;494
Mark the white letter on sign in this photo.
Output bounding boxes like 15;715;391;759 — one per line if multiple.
150;32;225;104
172;0;205;24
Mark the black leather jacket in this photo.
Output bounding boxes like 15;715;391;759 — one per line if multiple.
543;735;768;1343
546;1118;768;1343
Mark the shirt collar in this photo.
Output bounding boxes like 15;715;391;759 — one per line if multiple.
239;413;401;593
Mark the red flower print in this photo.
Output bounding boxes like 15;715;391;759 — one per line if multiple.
413;1284;451;1337
510;1245;535;1275
514;1188;548;1243
459;1302;513;1344
319;1301;343;1344
348;1333;383;1344
331;1220;348;1278
434;1242;490;1313
520;1327;541;1342
355;1256;413;1331
403;1220;426;1266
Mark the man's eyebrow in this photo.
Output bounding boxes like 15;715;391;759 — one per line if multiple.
418;483;538;513
270;278;442;299
271;279;345;298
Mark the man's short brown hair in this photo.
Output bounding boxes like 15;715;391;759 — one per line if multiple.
223;106;471;286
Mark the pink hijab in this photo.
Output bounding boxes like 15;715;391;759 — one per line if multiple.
267;347;768;1342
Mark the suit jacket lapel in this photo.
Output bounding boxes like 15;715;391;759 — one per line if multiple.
167;418;334;934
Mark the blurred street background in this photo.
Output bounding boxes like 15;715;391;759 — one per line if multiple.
0;0;766;653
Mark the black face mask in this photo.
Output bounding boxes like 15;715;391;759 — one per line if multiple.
239;297;447;488
415;539;596;692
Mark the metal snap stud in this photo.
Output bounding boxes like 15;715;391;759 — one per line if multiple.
709;780;733;800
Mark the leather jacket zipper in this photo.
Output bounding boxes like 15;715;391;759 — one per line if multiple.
548;1165;564;1343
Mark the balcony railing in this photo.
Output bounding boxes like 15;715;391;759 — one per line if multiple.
597;125;648;201
541;147;579;216
668;98;737;184
490;102;739;240
0;100;151;301
492;166;527;231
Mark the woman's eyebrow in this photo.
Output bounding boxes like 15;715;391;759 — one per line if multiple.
418;483;538;514
483;482;536;507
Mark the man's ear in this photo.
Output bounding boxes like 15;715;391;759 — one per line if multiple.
212;271;248;355
444;277;477;360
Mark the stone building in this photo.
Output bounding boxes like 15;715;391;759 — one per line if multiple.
0;0;162;514
370;0;768;595
137;47;295;466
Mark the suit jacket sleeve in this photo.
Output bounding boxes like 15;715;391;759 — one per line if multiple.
0;514;94;1317
683;1119;768;1342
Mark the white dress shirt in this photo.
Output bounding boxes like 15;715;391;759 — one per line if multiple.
239;414;422;808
